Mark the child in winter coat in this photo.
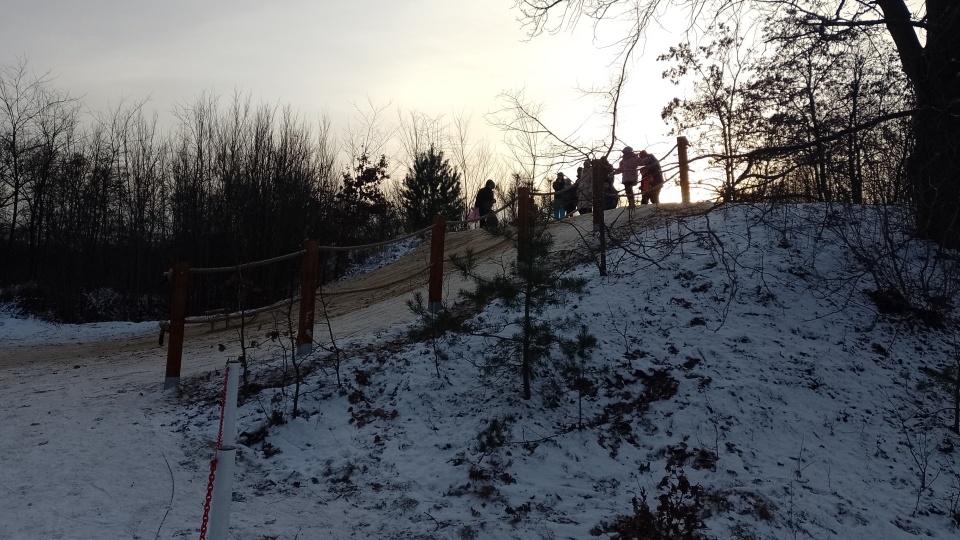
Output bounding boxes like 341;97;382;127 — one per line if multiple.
603;180;619;210
610;146;641;208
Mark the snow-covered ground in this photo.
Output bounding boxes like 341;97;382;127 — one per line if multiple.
2;204;959;540
0;308;157;345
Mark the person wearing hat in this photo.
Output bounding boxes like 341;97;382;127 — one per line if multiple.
609;146;641;208
552;172;568;220
636;150;664;205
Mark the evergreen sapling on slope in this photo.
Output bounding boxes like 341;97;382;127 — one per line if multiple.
451;203;596;401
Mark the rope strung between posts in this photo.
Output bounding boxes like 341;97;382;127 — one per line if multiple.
165;208;513;329
317;225;433;252
530;181;579;197
162;224;436;325
320;265;428;296
190;250;306;275
180;241;434;324
184;298;294;325
317;228;510;297
184;225;434;276
448;195;519;226
181;229;493;324
198;363;231;540
526;148;683;203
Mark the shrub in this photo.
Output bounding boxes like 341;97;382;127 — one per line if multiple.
592;468;708;539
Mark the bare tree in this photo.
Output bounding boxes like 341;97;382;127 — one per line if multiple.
450;110;499;208
514;0;959;248
396;109;447;165
0;58;76;282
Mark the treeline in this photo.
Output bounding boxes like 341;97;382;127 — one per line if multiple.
3;14;924;322
0;62;477;322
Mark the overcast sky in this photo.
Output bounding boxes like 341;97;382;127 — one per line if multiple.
2;0;685;179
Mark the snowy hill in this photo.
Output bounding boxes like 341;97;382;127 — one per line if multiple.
2;203;959;540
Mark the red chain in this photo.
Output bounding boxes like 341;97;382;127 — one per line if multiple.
199;364;232;539
199;458;218;540
216;364;230;448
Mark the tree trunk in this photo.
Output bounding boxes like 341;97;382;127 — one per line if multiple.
878;0;960;248
912;108;960;248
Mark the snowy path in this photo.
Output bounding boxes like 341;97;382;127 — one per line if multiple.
0;204;691;539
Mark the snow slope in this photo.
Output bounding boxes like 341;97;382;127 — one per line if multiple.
1;203;958;540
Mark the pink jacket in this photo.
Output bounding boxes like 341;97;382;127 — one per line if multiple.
614;153;641;186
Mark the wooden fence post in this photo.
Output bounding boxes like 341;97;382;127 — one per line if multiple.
428;215;446;314
296;239;319;356
164;261;189;393
678;136;690;204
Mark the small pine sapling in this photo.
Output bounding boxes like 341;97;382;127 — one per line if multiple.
451;204;594;400
407;291;467;379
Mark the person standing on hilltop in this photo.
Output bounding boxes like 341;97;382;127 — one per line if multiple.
637;150;665;205
552;172;568;220
603;179;619;210
576;159;593;214
475;179;497;228
609;146;640;208
562;174;577;216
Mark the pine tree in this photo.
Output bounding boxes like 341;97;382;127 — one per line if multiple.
400;146;465;231
452;202;596;401
329;152;396;277
335;152;392;243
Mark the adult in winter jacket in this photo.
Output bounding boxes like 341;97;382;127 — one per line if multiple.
475;179;497;228
576;159;594;214
552;173;568;220
563;176;577;215
610;146;641;208
637;150;665;205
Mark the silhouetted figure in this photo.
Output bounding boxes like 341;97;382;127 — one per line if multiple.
610;146;640;208
576;159;593;214
563;176;577;216
552;173;568;220
637;150;664;204
603;179;619;210
475;179;497;228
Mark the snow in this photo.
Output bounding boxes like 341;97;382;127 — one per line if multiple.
2;203;959;540
0;315;157;345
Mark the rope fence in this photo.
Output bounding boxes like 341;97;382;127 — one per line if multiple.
161;135;694;393
188;250;306;275
163;217;469;390
529;144;687;211
320;265;428;297
447;195;520;227
316;225;433;252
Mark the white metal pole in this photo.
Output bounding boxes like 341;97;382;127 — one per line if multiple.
208;359;241;540
207;446;236;540
221;359;240;448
